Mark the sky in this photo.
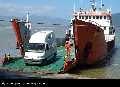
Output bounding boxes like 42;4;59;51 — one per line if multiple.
0;0;120;19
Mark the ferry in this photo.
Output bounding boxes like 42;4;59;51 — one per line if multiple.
64;0;115;71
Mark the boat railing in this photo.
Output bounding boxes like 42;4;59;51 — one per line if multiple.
88;20;101;27
105;34;115;42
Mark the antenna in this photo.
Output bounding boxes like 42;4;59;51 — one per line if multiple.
26;12;29;23
73;0;76;13
101;0;104;9
90;0;96;11
25;12;31;29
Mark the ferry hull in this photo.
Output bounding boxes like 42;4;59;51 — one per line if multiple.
72;19;108;65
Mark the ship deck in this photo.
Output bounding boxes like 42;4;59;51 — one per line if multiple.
0;46;75;76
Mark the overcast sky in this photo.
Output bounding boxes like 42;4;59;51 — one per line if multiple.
0;0;119;19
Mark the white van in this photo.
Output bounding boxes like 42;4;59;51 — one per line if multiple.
24;31;57;65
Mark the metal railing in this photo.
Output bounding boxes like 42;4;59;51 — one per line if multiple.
105;34;115;42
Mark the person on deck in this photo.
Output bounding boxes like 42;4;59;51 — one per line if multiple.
65;40;71;58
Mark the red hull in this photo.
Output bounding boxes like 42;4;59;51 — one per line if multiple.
73;19;108;64
11;19;25;56
64;19;115;71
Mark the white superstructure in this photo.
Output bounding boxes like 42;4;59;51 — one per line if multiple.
69;0;115;42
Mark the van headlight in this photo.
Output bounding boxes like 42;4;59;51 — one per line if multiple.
37;56;41;58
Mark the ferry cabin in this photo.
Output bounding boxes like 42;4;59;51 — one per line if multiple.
69;10;115;43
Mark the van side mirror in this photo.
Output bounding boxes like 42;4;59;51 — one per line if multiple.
46;44;49;50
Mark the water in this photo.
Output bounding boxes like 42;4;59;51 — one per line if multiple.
0;21;120;79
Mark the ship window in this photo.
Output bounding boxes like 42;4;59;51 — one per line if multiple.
82;16;84;19
79;16;81;19
93;16;95;19
104;27;106;30
104;16;106;19
100;16;102;19
96;16;99;19
85;16;88;19
109;27;111;30
109;27;113;30
89;16;91;19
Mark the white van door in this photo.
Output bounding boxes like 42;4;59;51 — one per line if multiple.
45;44;54;60
45;44;57;60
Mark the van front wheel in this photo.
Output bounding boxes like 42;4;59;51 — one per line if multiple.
25;62;29;66
53;53;57;61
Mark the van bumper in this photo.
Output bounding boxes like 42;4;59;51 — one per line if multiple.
24;59;46;65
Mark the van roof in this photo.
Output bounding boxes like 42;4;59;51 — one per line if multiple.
29;31;54;43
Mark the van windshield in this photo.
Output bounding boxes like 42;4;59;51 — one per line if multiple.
28;43;45;52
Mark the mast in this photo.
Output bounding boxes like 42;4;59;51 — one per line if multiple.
26;12;29;23
25;12;31;29
73;0;76;13
101;0;105;9
90;0;96;11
